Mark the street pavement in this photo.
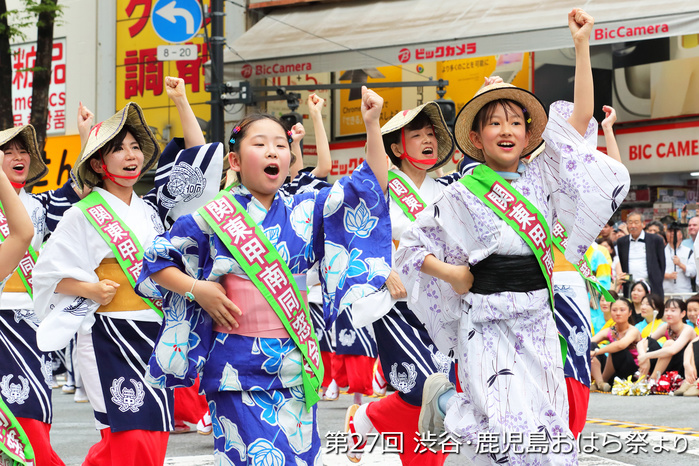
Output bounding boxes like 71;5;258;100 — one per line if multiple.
49;385;699;465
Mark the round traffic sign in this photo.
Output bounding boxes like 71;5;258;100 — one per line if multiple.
151;0;203;44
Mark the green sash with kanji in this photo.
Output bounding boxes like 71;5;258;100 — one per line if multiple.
76;192;163;318
387;171;426;222
459;164;567;360
0;395;35;465
198;189;322;410
0;201;38;299
551;221;615;303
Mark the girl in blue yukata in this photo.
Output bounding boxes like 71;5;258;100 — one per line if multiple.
136;86;392;465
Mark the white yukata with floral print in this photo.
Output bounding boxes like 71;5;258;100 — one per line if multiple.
395;101;630;465
137;151;392;466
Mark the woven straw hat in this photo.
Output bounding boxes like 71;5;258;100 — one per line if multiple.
0;125;47;188
72;102;160;189
381;101;454;172
454;83;547;163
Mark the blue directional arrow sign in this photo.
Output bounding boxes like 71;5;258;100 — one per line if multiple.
151;0;203;44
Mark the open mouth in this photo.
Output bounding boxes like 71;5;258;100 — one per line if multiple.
123;166;138;172
497;142;515;148
12;163;25;172
422;148;434;155
264;165;279;176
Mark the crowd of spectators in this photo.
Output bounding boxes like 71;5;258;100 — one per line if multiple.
588;213;699;396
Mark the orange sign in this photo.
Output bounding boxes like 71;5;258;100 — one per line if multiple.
30;134;82;193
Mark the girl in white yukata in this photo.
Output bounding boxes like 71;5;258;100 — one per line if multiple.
0;145;35;466
395;9;630;465
32;77;223;466
0;121;88;466
134;87;392;465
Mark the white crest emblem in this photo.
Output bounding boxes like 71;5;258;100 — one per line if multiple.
12;308;39;326
1;375;30;404
159;164;206;209
41;355;53;387
429;347;452;374
389;362;417;393
338;329;357;347
569;326;588;356
110;377;145;413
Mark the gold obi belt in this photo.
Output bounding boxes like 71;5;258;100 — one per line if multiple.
95;258;146;313
4;270;27;293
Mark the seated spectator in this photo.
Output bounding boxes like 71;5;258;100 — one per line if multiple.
591;290;618;336
629;281;650;324
663;223;696;296
677;331;699;396
686;295;699;335
637;298;695;380
635;294;665;341
590;297;641;392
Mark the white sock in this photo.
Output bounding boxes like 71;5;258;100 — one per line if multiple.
352;403;374;437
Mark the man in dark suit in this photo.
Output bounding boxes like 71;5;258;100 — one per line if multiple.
616;212;666;298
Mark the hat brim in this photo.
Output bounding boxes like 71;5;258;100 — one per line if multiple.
73;102;160;190
454;84;547;163
0;125;48;188
381;101;454;172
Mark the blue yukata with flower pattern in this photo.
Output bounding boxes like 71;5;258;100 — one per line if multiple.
396;101;630;465
136;148;392;466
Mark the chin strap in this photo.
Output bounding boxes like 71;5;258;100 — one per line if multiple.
100;152;140;188
10;180;25;189
398;127;438;169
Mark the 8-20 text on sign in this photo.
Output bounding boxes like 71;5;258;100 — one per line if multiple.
157;44;197;62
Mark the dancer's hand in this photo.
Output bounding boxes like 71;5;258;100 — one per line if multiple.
192;280;242;330
446;264;473;295
385;270;407;300
87;279;120;305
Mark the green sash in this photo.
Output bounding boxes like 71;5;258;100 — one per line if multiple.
0;201;38;299
387;171;426;222
459;164;567;360
76;192;163;318
0;396;35;465
551;221;615;303
198;190;322;410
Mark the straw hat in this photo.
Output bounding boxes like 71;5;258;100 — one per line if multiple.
381;101;454;172
0;125;47;188
454;83;547;163
72;102;160;189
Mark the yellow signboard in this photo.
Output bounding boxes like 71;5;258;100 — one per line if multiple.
116;0;212;143
29;134;82;193
335;66;403;137
437;53;531;114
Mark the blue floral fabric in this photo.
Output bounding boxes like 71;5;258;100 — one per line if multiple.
136;147;391;462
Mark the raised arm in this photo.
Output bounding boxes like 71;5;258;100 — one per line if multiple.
360;86;387;192
307;93;332;178
567;8;595;137
77;102;94;150
601;105;621;163
288;122;305;181
165;76;205;148
0;152;33;278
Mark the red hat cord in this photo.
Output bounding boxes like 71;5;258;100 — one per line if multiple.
398;123;438;170
10;180;25;189
99;149;140;188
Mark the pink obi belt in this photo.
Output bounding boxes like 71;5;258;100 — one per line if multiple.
213;273;308;338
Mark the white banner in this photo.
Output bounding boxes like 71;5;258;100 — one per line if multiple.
11;38;67;135
615;121;699;174
224;11;699;80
